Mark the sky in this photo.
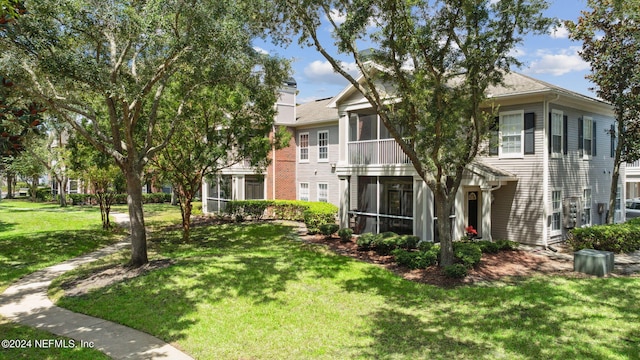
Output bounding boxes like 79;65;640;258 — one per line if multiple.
253;0;595;104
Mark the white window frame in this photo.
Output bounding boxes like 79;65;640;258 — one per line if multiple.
299;132;309;162
299;182;309;201
317;130;329;162
551;109;563;158
499;110;524;159
317;183;328;202
583;188;591;227
551;189;562;236
583;116;593;160
615;184;622;223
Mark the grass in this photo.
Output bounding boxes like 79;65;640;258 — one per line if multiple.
0;199;121;360
51;217;640;359
0;200;121;292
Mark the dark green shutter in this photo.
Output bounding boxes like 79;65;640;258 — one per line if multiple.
489;116;499;156
578;117;583;157
592;121;597;156
524;112;535;154
563;115;568;155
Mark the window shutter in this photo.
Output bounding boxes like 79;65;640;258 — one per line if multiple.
610;124;616;158
563;115;568;155
578;117;583;157
548;112;552;154
489;116;499;156
524;112;535;154
592;121;597;156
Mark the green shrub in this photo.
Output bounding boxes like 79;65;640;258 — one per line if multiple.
392;248;438;269
303;210;336;235
319;223;339;237
477;240;500;254
453;241;482;268
444;264;468;278
568;223;640;253
495;239;519;251
142;192;171;203
356;233;378;251
418;241;434;252
372;233;400;255
338;228;353;242
396;235;420;250
33;187;52;202
69;193;93;205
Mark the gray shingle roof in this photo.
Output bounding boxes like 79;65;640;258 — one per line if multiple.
295;98;338;125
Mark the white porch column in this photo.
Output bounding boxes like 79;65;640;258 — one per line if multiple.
338;176;349;229
481;186;492;241
338;111;348;164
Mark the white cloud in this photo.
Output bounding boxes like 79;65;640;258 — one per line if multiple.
303;60;360;84
508;47;526;58
550;24;570;39
253;46;269;55
526;48;589;76
326;8;347;25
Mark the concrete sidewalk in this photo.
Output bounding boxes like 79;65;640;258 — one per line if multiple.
0;214;194;360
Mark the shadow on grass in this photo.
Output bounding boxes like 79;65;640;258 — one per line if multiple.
58;222;354;344
342;267;640;359
0;229;118;287
0;220;15;233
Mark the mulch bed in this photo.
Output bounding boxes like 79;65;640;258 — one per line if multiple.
301;234;582;287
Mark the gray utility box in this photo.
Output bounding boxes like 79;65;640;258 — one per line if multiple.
574;249;614;276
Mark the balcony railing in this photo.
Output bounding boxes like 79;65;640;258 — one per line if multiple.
348;139;410;165
628;160;640;168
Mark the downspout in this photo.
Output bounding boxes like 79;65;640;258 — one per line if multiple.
542;93;561;250
272;124;276;200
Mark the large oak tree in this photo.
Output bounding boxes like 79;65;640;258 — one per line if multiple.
1;0;287;266
268;0;553;265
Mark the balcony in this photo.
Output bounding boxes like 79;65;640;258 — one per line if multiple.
628;160;640;179
348;139;410;165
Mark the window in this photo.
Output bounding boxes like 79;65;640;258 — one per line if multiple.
299;183;309;201
615;184;622;223
317;183;328;202
583;116;593;158
551;110;563;157
583;188;591;227
499;110;524;158
551;190;562;235
299;133;309;162
318;130;328;161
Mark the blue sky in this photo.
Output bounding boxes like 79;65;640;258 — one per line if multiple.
254;0;593;104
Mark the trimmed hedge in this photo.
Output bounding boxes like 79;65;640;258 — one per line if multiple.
338;228;353;242
568;219;640;253
69;192;170;205
453;242;482;269
224;200;338;234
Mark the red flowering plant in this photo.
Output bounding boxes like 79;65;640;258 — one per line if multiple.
465;225;478;239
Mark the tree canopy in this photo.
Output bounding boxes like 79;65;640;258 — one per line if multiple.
1;0;289;266
567;0;640;223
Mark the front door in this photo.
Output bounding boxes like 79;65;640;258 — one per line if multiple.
467;191;479;232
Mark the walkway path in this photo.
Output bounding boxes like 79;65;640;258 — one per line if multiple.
0;213;194;360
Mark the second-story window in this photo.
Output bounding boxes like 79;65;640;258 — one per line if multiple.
299;132;309;162
318;130;328;161
551;110;563;157
499;110;524;158
579;116;596;159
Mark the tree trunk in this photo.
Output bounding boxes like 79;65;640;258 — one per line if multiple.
6;173;13;199
125;168;148;267
58;176;68;207
607;108;626;224
180;196;193;242
434;188;455;266
30;175;38;202
171;186;178;206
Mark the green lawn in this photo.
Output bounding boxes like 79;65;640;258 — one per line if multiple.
0;199;120;360
51;216;640;359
